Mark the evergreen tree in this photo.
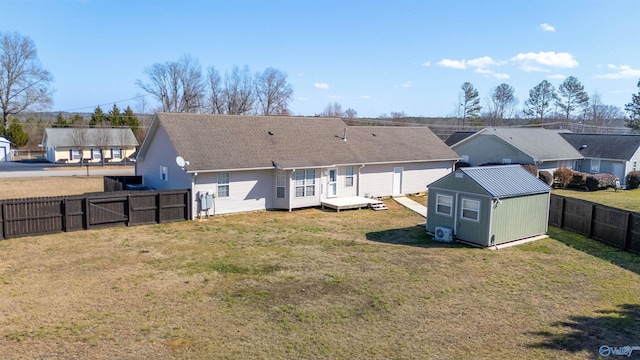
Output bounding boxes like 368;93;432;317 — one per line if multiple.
523;80;558;122
625;79;640;132
123;106;140;133
557;76;589;121
90;106;106;126
460;82;481;128
6;118;28;148
54;112;68;128
107;104;124;126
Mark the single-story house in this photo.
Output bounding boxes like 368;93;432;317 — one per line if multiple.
0;137;11;161
447;128;583;172
426;165;552;247
135;113;461;218
560;133;640;187
41;127;139;164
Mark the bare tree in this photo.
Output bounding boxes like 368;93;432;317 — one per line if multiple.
136;54;205;113
0;32;54;130
255;67;293;115
67;123;90;167
224;65;255;115
344;108;357;118
319;102;344;117
92;123;112;166
486;83;517;126
390;111;407;118
207;66;225;114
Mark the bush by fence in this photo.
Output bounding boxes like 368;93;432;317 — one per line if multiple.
0;189;191;240
549;194;640;254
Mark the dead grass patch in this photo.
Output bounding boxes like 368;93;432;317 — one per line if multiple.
0;176;104;199
0;203;639;359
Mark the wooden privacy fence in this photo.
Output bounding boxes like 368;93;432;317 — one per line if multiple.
549;194;640;254
0;189;191;240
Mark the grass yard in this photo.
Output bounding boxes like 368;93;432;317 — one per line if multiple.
0;176;105;200
553;188;640;212
1;201;639;359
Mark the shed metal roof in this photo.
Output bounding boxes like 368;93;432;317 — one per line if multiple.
459;165;552;198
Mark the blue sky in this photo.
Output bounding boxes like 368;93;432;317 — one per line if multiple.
3;0;639;118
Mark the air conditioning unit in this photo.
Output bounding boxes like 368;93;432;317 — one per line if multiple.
434;226;453;242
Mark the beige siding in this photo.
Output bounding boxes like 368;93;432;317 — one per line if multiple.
51;147;136;164
361;162;454;197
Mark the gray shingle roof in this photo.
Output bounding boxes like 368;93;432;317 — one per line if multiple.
42;128;139;147
444;131;475;146
561;133;640;161
146;113;460;172
459;128;583;162
460;165;551;198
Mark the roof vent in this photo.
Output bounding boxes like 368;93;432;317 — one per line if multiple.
580;144;587;150
268;131;274;136
343;128;347;141
372;133;376;136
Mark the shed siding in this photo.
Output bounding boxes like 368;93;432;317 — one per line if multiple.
454;133;534;166
454;194;492;246
491;193;549;244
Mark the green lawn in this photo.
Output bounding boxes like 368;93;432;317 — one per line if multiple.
553;188;640;212
1;202;639;359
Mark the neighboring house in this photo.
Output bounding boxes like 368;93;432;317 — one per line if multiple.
0;137;11;161
561;133;640;187
448;128;583;172
41;128;139;164
444;131;475;147
135;113;460;218
426;165;552;247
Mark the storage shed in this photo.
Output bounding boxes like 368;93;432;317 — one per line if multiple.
0;137;11;161
426;165;552;247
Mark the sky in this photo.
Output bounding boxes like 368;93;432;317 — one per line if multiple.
3;0;640;119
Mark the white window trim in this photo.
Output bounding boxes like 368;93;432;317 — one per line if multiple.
590;159;601;173
217;172;230;198
502;158;512;164
295;169;315;197
461;198;481;222
70;149;81;160
435;194;453;216
160;166;168;181
345;166;354;187
111;148;122;159
276;171;286;199
92;148;102;160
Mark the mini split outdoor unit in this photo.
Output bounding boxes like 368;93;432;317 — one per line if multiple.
434;226;453;242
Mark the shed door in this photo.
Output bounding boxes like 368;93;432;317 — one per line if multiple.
393;167;403;195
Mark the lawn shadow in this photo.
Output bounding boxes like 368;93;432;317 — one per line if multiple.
528;304;640;357
548;226;640;276
365;225;469;249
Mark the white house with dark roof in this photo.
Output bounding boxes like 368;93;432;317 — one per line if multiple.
449;128;583;172
561;133;640;187
41;128;139;164
135;113;461;217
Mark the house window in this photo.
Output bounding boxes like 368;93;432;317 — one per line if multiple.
295;169;315;197
502;158;512;164
217;172;229;198
70;149;81;160
92;148;101;160
435;194;453;216
345;166;354;187
160;166;168;181
276;171;286;198
590;159;600;173
111;148;122;159
461;198;480;222
633;161;637;172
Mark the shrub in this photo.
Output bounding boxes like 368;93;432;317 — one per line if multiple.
627;171;640;189
568;171;588;189
538;171;553;186
521;164;538;176
585;173;619;191
554;167;574;188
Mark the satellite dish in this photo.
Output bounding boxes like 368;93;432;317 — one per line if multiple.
176;156;186;167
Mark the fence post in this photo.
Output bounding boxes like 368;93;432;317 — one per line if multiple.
559;196;565;229
157;192;162;224
186;190;192;220
1;201;6;240
126;193;131;226
625;212;633;251
587;203;595;238
84;197;91;230
62;198;67;232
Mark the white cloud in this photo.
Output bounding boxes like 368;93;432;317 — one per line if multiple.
400;81;412;88
547;74;566;80
510;51;578;72
438;56;502;70
474;68;510;79
594;64;640;79
540;23;556;32
313;82;329;90
422;61;431;67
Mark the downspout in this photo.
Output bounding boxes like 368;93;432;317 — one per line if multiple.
453;192;459;236
288;169;294;212
357;164;365;196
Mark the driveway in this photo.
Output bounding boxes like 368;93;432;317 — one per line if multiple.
0;160;134;178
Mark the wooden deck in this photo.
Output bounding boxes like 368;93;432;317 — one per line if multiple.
321;196;383;212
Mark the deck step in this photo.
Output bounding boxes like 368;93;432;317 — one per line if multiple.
370;203;388;211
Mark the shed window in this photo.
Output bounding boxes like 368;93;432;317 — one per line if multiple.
218;172;229;198
461;198;480;222
590;159;600;173
435;194;453;216
276;171;286;198
345;166;354;187
295;169;315;197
